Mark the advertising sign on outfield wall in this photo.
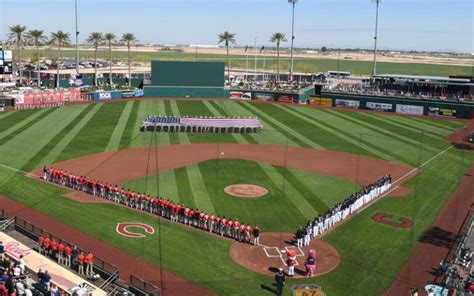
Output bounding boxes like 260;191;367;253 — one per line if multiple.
276;94;297;103
366;102;393;112
310;97;333;107
335;99;360;109
428;107;457;118
93;91;123;100
396;104;424;115
254;93;274;101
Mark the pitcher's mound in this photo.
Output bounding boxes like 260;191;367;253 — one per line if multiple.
224;184;268;198
230;232;340;278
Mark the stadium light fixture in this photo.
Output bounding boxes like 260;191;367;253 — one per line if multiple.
372;0;381;77
288;0;297;81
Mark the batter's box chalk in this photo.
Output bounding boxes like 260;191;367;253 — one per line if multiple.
263;247;281;258
285;246;305;257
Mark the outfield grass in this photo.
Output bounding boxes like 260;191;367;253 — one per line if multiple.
0;100;472;295
17;48;473;76
124;159;361;231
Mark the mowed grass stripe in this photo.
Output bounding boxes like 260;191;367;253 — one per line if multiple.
168;100;191;144
321;109;441;154
0;109;40;134
118;100;141;149
0;108;57;146
395;116;460;136
206;101;258;144
362;112;446;139
408;116;463;131
273;166;329;213
218;100;296;146
343;110;445;148
164;100;180;144
56;102;126;161
258;162;317;220
186;164;215;213
0;109;47;138
20;105;95;171
173;167;196;208
106;101;134;151
202;101;249;144
238;102;314;148
175;100;237;144
36;104;102;166
286;105;413;163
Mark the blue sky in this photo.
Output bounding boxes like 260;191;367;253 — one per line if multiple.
1;0;472;52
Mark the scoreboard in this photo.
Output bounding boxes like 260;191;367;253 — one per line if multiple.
0;48;13;75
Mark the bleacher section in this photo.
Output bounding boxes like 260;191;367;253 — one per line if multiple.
142;115;263;133
0;231;106;295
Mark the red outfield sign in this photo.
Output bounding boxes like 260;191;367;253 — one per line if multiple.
116;222;155;238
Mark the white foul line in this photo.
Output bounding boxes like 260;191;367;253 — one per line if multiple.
357;145;454;214
0;164;39;177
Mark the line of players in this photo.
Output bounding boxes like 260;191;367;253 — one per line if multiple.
295;175;392;247
42;167;261;245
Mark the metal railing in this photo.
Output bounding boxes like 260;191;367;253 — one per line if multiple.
13;216;119;276
129;275;160;296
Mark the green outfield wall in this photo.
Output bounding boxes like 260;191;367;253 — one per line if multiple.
319;92;474;119
144;86;227;98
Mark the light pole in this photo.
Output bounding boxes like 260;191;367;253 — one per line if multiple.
254;35;258;81
288;0;297;81
372;0;381;77
75;0;80;78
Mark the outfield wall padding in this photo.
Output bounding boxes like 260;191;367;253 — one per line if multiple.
320;92;474;119
144;86;227;98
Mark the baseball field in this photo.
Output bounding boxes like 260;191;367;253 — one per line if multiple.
0;99;473;295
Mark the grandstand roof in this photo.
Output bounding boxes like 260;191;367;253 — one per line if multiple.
374;74;471;84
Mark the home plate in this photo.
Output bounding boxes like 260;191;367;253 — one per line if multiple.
281;250;286;253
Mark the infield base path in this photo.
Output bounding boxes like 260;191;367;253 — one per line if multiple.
33;144;415;197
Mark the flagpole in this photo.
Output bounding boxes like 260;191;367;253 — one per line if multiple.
245;46;248;81
254;35;258;81
262;50;266;82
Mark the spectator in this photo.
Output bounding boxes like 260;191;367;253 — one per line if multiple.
0;242;4;261
0;281;7;296
15;280;25;296
64;245;72;268
85;252;94;276
77;253;85;275
0;272;8;284
36;269;44;284
42;270;51;290
18;256;26;274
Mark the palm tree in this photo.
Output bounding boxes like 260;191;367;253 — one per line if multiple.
120;33;137;87
104;33;116;85
218;31;236;86
26;29;47;85
86;32;104;86
49;31;71;88
270;33;287;82
8;25;27;80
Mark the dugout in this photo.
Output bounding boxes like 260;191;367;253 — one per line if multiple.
144;61;226;98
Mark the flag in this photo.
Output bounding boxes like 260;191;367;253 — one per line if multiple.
244;45;248;52
260;46;265;53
